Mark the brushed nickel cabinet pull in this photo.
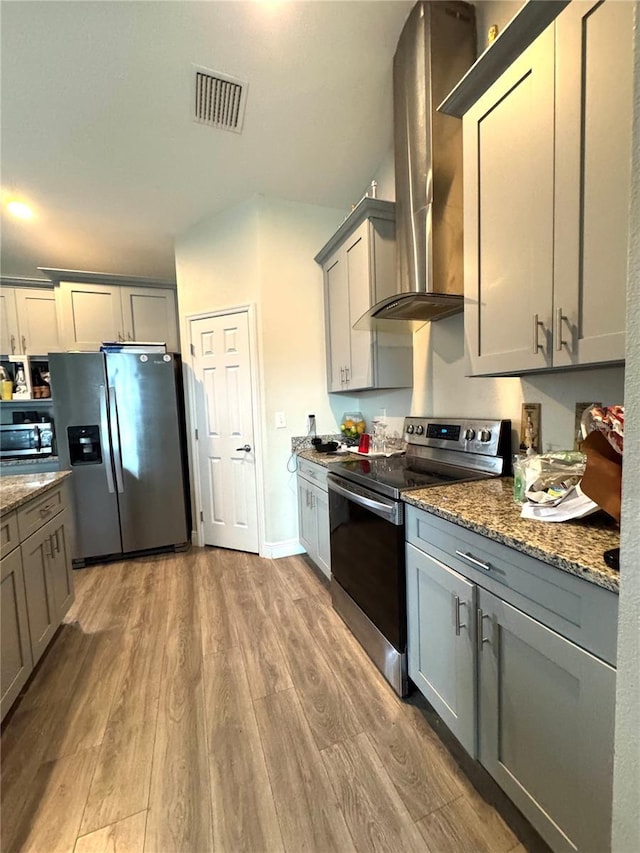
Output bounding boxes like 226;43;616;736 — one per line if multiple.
10;334;16;354
555;307;567;352
452;593;466;636
477;608;491;649
22;335;27;353
455;550;492;572
532;314;544;355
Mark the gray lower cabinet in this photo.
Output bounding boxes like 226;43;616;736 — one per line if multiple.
477;588;615;853
21;509;73;666
405;505;618;853
296;459;331;579
406;543;476;755
0;482;75;721
1;544;33;718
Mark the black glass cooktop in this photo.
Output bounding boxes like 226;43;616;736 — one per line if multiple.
328;455;491;500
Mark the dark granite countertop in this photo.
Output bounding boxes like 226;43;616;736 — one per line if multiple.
296;448;361;468
403;478;620;593
0;471;72;516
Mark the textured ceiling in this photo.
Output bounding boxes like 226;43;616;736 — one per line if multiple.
0;0;413;281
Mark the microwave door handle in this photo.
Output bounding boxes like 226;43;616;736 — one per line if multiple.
99;385;116;494
34;426;42;452
108;386;125;494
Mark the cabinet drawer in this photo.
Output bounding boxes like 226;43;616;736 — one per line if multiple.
1;512;19;557
406;505;618;666
17;485;65;543
297;458;328;491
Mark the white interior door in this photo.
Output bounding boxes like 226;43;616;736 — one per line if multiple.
191;311;259;553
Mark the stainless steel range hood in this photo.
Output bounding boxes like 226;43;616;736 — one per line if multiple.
355;1;476;332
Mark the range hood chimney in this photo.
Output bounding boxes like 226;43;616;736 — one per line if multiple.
355;1;476;332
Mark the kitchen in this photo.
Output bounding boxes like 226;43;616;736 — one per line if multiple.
1;1;639;852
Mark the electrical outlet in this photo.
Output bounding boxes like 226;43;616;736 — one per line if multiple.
275;411;286;429
520;403;541;454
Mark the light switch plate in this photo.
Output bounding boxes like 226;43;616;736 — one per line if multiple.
520;403;541;454
275;411;286;429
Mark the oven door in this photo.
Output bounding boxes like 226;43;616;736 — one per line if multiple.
327;473;407;694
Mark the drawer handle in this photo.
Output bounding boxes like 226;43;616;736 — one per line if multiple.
39;504;55;517
455;550;492;572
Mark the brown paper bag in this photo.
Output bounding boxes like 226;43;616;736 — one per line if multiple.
580;431;622;522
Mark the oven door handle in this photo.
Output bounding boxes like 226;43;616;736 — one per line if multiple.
327;475;402;525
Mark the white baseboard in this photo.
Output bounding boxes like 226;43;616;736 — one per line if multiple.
260;539;305;560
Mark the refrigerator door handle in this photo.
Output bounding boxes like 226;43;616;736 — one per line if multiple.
108;386;125;494
99;384;116;494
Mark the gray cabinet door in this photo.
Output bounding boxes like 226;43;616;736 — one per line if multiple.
312;482;330;580
297;477;316;559
47;510;74;623
57;281;124;350
406;543;476;756
14;287;61;355
325;253;350;391
553;0;632;367
1;547;33;720
477;588;615;853
463;27;555;376
121;286;179;352
345;226;374;390
20;523;57;665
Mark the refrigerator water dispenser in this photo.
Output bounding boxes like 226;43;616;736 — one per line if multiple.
68;425;102;465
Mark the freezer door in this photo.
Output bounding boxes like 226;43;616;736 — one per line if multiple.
49;352;122;561
106;353;189;553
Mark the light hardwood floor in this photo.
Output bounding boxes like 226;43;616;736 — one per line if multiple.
1;547;540;853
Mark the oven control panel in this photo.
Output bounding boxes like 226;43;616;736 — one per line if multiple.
404;417;511;458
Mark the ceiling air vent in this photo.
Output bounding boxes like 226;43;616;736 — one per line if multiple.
193;67;247;133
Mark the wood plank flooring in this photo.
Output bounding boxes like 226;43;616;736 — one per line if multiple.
1;547;536;853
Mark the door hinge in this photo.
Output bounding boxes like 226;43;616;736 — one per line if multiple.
200;510;204;522
190;343;196;357
195;428;198;440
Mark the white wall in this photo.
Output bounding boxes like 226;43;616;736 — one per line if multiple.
612;5;640;849
175;194;345;552
474;0;524;52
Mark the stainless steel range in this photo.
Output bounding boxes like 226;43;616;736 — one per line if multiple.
327;416;511;696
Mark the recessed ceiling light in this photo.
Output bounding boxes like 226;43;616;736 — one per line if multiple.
6;200;34;219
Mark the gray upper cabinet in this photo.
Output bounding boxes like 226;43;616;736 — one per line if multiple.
56;280;179;352
463;0;632;376
37;269;179;353
315;199;412;393
552;0;633;368
0;284;61;356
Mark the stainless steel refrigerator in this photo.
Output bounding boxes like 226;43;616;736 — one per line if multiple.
49;352;190;565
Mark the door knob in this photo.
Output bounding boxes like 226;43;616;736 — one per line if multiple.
236;444;252;452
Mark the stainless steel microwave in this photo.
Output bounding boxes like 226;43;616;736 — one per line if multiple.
0;422;54;457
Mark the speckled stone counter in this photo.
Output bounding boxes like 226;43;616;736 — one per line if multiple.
403;478;620;593
0;471;72;516
296;448;360;468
